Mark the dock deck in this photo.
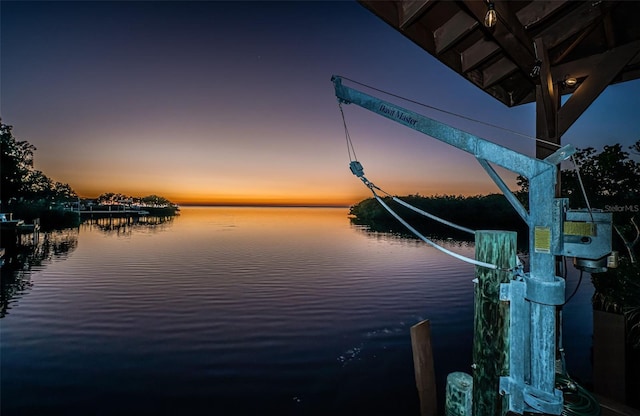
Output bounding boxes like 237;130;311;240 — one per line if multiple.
79;209;149;216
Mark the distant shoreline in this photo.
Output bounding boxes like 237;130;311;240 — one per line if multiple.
176;203;352;209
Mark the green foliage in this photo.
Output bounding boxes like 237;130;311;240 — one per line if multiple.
1;120;77;211
563;143;640;213
350;193;527;241
517;141;640;224
96;192;128;204
1;120;178;227
1;121;36;205
140;194;172;207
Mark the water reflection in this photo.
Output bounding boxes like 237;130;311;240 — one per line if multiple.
0;207;596;415
0;229;79;317
351;217;530;254
355;225;476;248
81;215;175;236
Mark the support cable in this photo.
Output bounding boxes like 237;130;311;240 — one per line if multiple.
390;197;475;235
562;269;584;306
339;105;475;235
337;75;563;151
339;102;358;162
339;102;510;271
570;155;595;223
368;184;500;270
350;163;504;270
362;180;475;235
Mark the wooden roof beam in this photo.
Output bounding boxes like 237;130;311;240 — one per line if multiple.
359;1;438;54
602;9;616;50
461;0;536;78
461;38;501;72
434;10;478;55
551;19;601;66
558;39;640;136
540;1;617;52
492;0;536;56
551;55;599;83
510;84;535;107
515;1;569;29
535;37;559;151
399;0;436;30
482;57;518;89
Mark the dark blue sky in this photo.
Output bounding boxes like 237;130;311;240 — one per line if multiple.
2;1;639;204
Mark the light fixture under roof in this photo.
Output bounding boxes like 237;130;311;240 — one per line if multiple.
564;76;578;87
484;1;497;28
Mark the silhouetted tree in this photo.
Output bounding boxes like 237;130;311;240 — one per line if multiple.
517;141;640;222
1;120;77;211
1;121;37;208
562;143;640;211
141;194;172;207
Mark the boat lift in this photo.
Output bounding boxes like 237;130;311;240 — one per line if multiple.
332;75;613;415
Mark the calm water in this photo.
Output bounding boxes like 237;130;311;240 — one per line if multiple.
1;207;595;415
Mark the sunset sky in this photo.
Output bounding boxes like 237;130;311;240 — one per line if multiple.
2;1;639;206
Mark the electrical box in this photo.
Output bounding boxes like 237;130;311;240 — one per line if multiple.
561;209;613;259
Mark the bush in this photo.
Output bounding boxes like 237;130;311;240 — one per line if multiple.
349;194;527;242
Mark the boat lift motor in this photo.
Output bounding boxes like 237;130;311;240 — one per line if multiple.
556;201;616;273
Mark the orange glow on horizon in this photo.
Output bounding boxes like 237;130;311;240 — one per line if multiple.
74;185;365;207
74;180;507;207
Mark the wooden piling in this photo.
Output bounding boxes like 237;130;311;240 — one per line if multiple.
411;319;437;416
472;230;517;416
446;372;473;416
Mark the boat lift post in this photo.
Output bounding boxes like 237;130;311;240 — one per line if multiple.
332;75;613;415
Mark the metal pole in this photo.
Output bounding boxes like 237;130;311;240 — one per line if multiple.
528;171;557;395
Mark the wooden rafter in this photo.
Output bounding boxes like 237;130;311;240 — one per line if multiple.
558;40;640;136
358;0;640;111
461;0;536;77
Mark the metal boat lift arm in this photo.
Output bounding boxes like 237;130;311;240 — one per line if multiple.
332;76;573;216
332;75;574;415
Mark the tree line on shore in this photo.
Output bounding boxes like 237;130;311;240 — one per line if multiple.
350;193;528;242
1;120;177;228
350;141;639;244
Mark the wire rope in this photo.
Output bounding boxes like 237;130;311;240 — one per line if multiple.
570;155;595;223
338;75;602;220
339;102;358;162
335;84;530;272
337;76;604;227
357;176;476;236
562;269;584;306
390;197;475;235
339;105;476;236
337;75;563;151
370;188;500;270
338;100;507;271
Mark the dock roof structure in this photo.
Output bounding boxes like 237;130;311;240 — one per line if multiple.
358;0;640;156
